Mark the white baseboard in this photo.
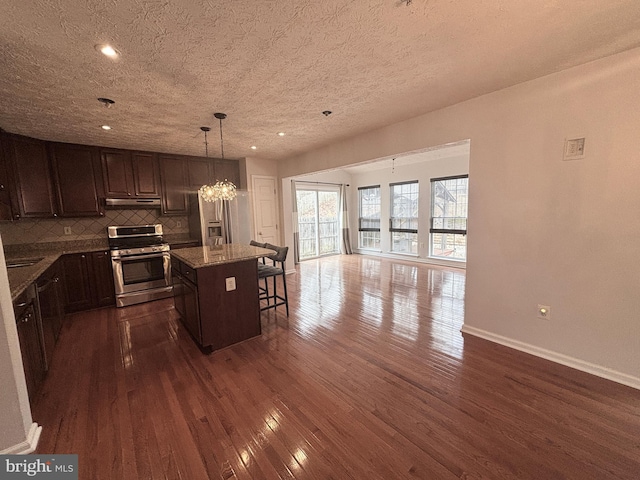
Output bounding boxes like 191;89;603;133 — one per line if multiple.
1;423;42;454
354;250;466;270
461;325;640;390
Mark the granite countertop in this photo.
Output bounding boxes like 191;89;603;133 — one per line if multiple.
4;239;111;301
170;244;275;269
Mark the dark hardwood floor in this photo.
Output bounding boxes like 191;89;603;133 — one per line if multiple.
33;255;640;479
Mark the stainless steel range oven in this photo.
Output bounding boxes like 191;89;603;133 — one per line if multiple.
108;224;173;307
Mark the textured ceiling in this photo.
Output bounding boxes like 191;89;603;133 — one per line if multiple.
1;1;640;162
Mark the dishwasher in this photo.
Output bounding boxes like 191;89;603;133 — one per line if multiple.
36;266;64;371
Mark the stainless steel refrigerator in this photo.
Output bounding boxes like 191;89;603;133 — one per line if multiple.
188;191;252;246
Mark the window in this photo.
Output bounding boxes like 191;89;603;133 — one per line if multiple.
430;175;468;260
390;181;419;254
296;187;340;260
358;185;381;249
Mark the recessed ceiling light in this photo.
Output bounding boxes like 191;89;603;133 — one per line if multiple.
101;125;112;130
278;132;285;136
95;44;119;58
250;146;257;150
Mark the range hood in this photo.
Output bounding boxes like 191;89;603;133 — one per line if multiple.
105;198;162;208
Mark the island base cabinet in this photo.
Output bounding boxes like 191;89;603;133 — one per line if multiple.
198;259;261;351
172;257;260;352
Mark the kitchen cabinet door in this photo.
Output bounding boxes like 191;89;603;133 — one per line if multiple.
172;272;186;319
62;251;115;312
101;149;134;197
182;276;201;344
7;134;57;218
132;152;160;197
159;155;189;215
15;300;46;401
187;158;214;190
0;131;14;220
62;253;94;313
214;159;241;188
51;143;104;217
102;150;159;198
90;250;116;308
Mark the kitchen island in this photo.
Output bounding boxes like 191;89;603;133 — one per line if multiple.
170;243;274;352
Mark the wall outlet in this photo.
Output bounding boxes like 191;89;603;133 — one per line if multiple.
537;304;551;320
225;277;236;292
63;226;72;235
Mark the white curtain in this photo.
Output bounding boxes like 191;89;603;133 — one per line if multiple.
340;184;352;255
291;180;300;264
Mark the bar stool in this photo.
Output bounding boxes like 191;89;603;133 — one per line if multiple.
256;243;289;316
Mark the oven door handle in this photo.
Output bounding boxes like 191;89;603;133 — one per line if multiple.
111;252;169;262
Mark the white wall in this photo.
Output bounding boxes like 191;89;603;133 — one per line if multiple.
0;235;40;453
278;47;640;386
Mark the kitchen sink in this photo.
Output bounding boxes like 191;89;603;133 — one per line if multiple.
6;258;44;269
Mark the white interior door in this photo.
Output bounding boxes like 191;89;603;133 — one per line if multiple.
252;175;279;244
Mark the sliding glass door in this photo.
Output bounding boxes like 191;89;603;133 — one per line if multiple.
296;187;340;260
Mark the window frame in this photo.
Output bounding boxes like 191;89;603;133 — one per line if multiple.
358;185;381;232
358;185;382;250
429;174;468;261
389;180;419;254
389;180;419;234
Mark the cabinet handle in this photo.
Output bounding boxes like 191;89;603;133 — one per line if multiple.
15;214;20;218
127;192;131;196
81;255;85;258
15;302;27;307
0;183;4;190
53;213;57;217
100;212;104;216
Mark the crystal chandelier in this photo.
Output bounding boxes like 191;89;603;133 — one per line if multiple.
199;113;237;203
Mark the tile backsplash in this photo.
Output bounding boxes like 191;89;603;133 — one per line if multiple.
0;209;189;245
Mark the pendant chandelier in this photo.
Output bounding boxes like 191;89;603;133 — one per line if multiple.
199;112;237;202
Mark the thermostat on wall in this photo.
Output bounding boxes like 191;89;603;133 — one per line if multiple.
564;137;586;160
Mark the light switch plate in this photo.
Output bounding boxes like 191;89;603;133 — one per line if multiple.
225;277;236;291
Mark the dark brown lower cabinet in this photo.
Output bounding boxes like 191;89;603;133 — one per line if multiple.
14;286;46;402
91;250;116;307
62;251;115;313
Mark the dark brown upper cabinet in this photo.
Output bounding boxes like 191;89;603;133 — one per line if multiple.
187;158;214;191
214;159;241;189
101;149;159;198
50;142;104;217
0;131;15;220
159;155;189;215
6;134;57;219
132;152;160;197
